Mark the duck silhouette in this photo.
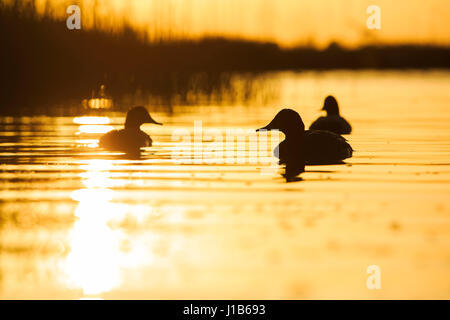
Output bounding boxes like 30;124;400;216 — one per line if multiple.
257;109;353;179
99;106;162;153
309;96;352;134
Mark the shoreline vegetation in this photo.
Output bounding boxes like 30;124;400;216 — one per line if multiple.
1;2;450;114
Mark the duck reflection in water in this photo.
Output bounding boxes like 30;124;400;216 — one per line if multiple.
99;106;162;157
257;109;353;181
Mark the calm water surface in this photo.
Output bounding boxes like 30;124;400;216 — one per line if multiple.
1;70;449;299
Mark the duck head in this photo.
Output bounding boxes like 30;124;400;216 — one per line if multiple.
124;106;162;129
322;95;339;115
256;108;305;137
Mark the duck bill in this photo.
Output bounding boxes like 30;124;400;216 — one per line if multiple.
146;116;163;125
256;121;275;132
256;125;269;132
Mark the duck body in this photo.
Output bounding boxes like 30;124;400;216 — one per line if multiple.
309;115;352;134
99;128;152;152
275;129;353;165
274;136;306;177
257;108;353;178
99;106;162;154
309;95;352;134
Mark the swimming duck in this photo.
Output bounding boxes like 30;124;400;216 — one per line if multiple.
309;96;352;134
99;106;162;153
257;109;353;177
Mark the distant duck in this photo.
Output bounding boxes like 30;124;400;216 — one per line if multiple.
257;109;353;178
99;106;162;153
309;96;352;134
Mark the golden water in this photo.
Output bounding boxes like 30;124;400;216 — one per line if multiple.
1;70;449;299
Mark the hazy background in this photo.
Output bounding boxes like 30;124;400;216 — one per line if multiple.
1;0;449;112
30;0;450;47
1;0;450;300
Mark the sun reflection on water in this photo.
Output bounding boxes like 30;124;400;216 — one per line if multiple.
64;159;165;298
76;124;114;135
63;116;189;297
73;117;111;125
74;116;114;136
65;160;122;296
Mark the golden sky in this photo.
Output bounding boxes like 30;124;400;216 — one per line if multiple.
39;0;450;47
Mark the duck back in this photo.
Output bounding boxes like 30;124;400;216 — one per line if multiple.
303;130;352;164
99;129;152;152
309;115;352;134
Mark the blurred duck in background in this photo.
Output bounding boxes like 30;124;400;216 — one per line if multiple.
309;95;352;134
99;106;162;154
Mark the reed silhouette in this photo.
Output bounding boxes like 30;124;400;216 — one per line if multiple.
1;2;450;114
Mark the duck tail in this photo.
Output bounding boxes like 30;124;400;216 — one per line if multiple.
346;145;353;158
